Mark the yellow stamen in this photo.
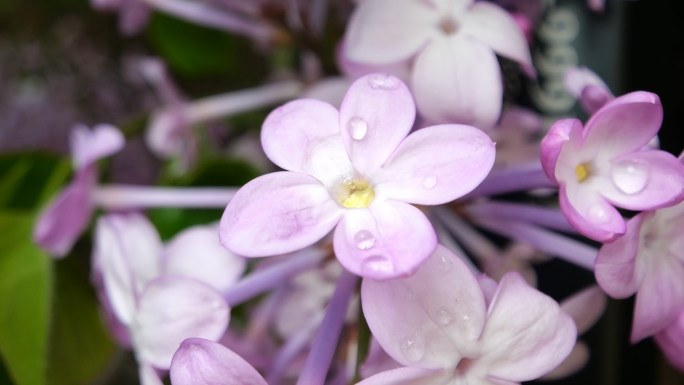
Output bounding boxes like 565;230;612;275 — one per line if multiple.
337;178;375;208
575;163;590;182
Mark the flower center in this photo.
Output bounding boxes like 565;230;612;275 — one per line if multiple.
575;162;591;183
439;17;459;34
334;177;375;208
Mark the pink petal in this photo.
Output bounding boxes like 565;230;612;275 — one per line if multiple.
70;124;125;170
541;342;589;380
594;213;649;298
132;277;230;369
361;245;487;368
480;273;577;382
219;172;343;257
374;124;495;205
564;67;610;99
344;0;436;65
33;171;94;257
601;150;684;211
559;183;625;242
338;74;416;174
540;119;580;184
356;367;445;385
582;91;662;156
654;311;684;372
261;99;353;187
412;36;502;128
580;85;615;115
461;2;533;72
560;286;607;334
631;257;684;342
170;338;268;385
93;213;164;325
334;201;437;279
164;224;246;293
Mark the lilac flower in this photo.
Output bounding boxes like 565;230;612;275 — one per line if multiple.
343;0;532;127
34;124;124;257
170;338;268;385
359;245;576;384
219;74;495;279
655;310;684;372
92;213;237;382
540;91;684;241
595;199;684;342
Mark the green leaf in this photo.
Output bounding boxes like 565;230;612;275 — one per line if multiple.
0;153;70;210
147;13;267;82
46;252;117;385
0;213;52;385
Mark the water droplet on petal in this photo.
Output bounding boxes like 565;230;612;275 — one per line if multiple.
353;230;376;250
368;74;400;90
436;308;453;325
361;255;394;275
348;116;368;140
611;159;649;195
400;333;426;363
423;176;437;190
343;176;353;186
439;254;453;272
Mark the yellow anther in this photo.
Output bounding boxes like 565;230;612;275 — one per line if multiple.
337;178;375;208
575;163;590;182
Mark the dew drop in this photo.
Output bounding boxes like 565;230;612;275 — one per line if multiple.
348;116;368;140
361;255;394;275
400;333;426;363
611;159;649;195
436;308;453;325
423;175;438;190
343;176;353;186
368;74;400;90
354;230;376;250
439;254;453;272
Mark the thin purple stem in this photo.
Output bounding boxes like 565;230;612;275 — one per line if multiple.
466;200;576;233
141;0;282;42
296;270;357;385
267;313;323;385
183;80;303;124
432;211;481;273
92;185;237;209
472;216;597;270
223;249;325;307
466;163;556;198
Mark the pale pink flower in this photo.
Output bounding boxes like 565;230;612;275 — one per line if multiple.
595;199;684;342
359;245;576;385
343;0;532;127
92;213;241;382
655;310;684;372
540;91;684;241
220;74;495;279
34;124;124;257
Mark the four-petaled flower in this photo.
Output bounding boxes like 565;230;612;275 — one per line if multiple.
219;73;495;279
359;245;576;385
343;0;532;127
540;91;684;242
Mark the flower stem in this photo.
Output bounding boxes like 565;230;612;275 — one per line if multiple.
472;216;597;270
224;249;325;307
466;200;576;233
92;185;237;209
296;270;358;385
466;163;555;198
